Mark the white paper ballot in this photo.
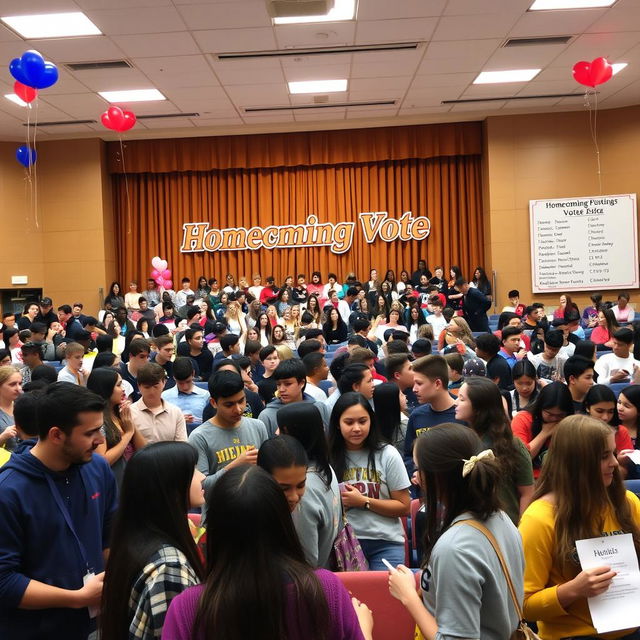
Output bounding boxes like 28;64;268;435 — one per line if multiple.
622;450;640;466
575;534;640;634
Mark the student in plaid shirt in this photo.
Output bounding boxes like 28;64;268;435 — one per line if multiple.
101;442;206;639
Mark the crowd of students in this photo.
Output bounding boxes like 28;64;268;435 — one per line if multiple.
0;262;640;640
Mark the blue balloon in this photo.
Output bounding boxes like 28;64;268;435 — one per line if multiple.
9;57;31;86
9;50;58;89
16;145;37;168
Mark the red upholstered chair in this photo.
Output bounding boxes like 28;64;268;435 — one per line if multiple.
410;499;422;550
335;571;420;640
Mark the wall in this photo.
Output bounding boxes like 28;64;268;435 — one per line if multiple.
483;105;640;313
0;139;116;315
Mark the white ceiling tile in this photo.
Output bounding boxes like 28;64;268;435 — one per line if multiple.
0;24;23;43
283;62;351;83
351;48;424;77
398;104;451;115
432;14;520;41
289;92;348;104
450;100;507;111
41;93;108;119
38;123;96;135
484;43;568;68
26;36;127;63
402;86;463;107
586;1;640;33
518;79;581;94
43;69;92;95
85;7;187;36
423;39;503;63
548;31;640;67
509;9;607;38
75;69;155;92
0;0;78;12
192;115;244;126
177;1;271;30
194;28;277;53
293;107;346;121
503;97;564;109
412;72;477;87
138;117;196;128
445;0;530;15
357;0;447;20
280;52;352;67
355;18;438;45
345;107;399;119
30;101;85;121
350;76;411;92
243;112;295;122
133;55;220;88
226;84;290;107
462;83;529;98
275;23;355;48
125;100;182;115
77;0;173;8
112;32;200;58
215;63;285;85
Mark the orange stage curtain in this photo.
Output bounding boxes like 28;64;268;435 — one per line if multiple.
113;154;484;287
107;122;481;173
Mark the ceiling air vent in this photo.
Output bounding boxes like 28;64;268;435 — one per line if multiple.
244;100;395;112
503;35;573;47
65;60;133;71
266;0;334;18
217;42;421;60
136;113;199;120
442;93;584;104
23;119;96;127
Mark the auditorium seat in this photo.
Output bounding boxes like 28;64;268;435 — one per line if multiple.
318;379;333;395
50;361;64;371
608;382;630;398
327;342;348;352
187;420;202;435
195;381;208;390
335;571;420;640
625;480;640;497
596;350;613;358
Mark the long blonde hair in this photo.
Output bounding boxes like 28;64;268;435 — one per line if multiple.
535;415;640;570
0;365;21;387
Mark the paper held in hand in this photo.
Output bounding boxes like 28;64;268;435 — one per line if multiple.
575;534;640;634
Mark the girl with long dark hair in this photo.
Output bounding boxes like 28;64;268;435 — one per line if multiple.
455;377;533;523
519;415;640;639
278;404;342;568
470;266;492;300
512;381;574;477
88;367;146;487
328;392;410;570
387;423;524;640
446;266;463;311
256;312;272;347
617;385;640;479
584;384;634;453
162;465;373;640
101;442;206;639
104;281;125;311
372;381;407;454
508;358;541;417
306;293;322;325
323;308;348;344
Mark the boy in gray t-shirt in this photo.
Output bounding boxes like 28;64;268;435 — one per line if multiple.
188;371;268;521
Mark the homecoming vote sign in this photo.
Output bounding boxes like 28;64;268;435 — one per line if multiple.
530;194;638;293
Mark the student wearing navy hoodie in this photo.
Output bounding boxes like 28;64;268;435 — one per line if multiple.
0;383;117;640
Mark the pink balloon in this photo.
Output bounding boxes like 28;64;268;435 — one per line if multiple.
162;269;171;279
151;269;160;278
156;276;164;286
164;280;173;289
151;256;162;269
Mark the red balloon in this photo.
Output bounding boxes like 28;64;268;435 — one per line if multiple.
572;57;613;88
14;81;37;103
101;106;137;132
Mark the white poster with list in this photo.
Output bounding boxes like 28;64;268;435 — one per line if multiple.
530;194;638;293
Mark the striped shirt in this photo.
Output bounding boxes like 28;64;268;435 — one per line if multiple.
128;545;199;639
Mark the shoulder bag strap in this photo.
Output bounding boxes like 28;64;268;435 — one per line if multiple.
452;519;524;621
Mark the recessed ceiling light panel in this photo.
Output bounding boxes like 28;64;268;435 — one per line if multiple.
98;89;166;103
529;0;616;10
4;94;28;107
1;12;101;38
288;79;348;93
274;0;355;24
474;69;541;84
611;62;627;75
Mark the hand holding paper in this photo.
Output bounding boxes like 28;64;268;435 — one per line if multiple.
576;534;640;634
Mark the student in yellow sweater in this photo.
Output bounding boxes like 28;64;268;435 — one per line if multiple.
519;415;640;640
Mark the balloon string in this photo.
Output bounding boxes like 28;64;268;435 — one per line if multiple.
32;99;39;230
119;135;132;235
585;88;603;196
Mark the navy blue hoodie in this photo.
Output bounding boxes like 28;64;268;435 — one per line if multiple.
0;450;117;639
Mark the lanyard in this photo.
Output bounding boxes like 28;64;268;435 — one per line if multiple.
44;470;91;573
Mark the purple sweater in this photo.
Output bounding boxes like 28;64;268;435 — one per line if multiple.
161;569;365;640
